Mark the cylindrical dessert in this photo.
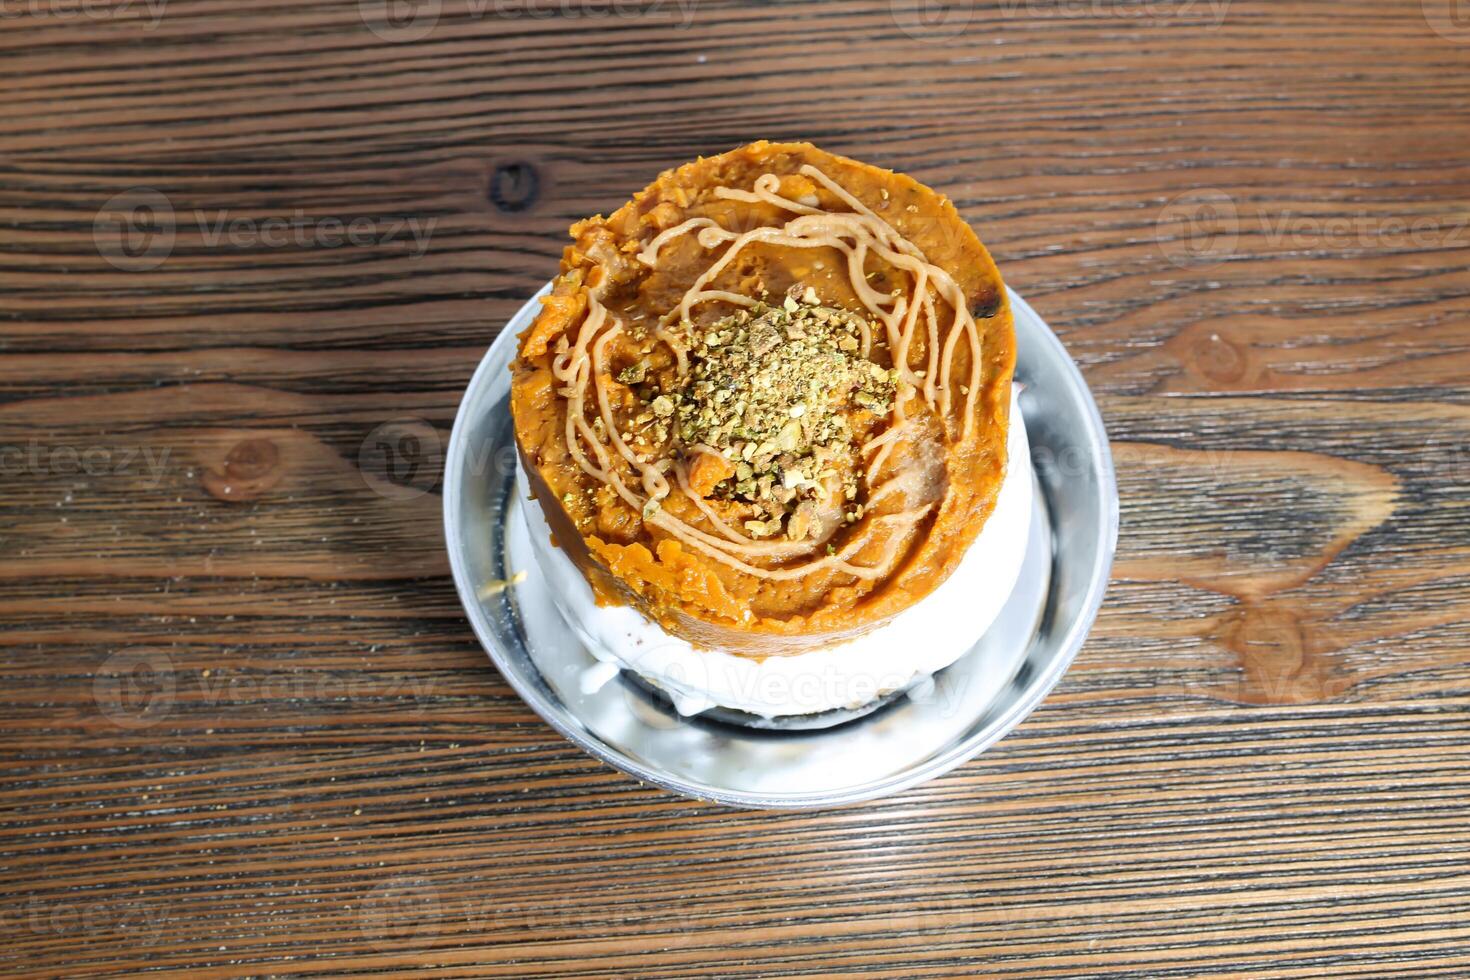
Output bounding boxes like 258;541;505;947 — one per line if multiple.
510;140;1021;714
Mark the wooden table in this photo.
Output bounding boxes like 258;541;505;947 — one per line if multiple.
4;0;1469;975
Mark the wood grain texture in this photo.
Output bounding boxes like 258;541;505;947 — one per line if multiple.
2;0;1469;975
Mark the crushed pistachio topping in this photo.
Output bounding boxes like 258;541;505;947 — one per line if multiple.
661;288;896;537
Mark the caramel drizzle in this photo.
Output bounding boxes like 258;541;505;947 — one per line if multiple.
554;166;985;583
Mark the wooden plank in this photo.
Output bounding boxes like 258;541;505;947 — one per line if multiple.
2;0;1468;975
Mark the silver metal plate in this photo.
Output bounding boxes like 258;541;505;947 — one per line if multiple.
444;285;1118;808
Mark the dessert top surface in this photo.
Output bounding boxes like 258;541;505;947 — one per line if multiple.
511;141;1015;650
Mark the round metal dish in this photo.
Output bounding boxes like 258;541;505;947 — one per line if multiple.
444;284;1118;809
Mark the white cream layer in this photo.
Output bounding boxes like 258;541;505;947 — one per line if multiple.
517;388;1032;718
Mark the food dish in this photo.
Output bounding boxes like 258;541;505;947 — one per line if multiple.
510;141;1022;718
445;284;1116;805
